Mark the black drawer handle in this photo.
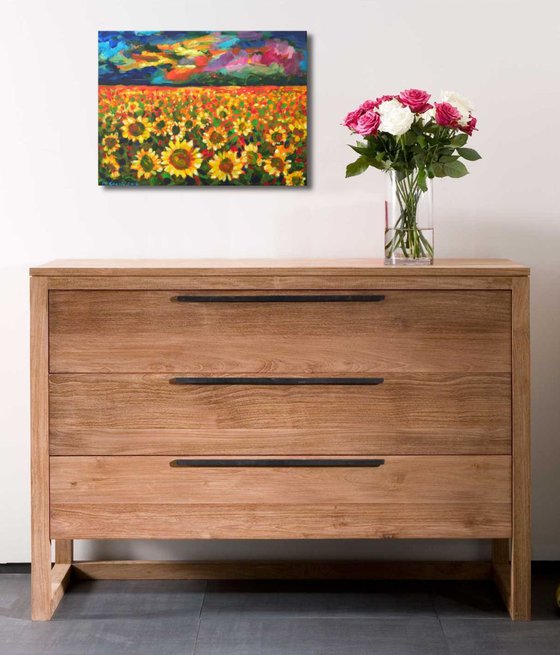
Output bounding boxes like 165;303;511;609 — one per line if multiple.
170;459;385;468
172;294;385;303
170;377;384;386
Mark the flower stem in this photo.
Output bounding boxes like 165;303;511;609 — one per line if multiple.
385;170;433;261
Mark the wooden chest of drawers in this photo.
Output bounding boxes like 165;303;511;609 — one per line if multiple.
30;259;530;620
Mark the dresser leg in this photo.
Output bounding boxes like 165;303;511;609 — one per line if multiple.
31;538;52;620
31;276;54;620
55;540;74;564
510;276;531;621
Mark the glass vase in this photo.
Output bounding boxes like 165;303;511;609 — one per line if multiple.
384;170;434;265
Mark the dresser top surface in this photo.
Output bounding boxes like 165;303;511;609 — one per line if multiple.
30;258;529;277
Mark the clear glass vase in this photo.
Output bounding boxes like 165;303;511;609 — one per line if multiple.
384;170;434;265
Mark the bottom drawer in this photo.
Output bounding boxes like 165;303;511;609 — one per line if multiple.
49;455;512;539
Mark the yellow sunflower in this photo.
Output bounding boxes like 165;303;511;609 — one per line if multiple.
152;115;169;136
241;143;262;166
233;117;253;137
131;148;162;180
263;149;291;178
102;133;120;154
203;127;227;151
288;120;307;143
167;121;186;140
285;171;306;187
265;125;288;147
121;116;152;143
161;140;203;179
214;105;230;121
208;152;244;182
183;116;202;132
101;155;120;180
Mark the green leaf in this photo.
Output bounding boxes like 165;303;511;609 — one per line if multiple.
450;133;468;147
432;162;446;178
345;156;370;178
349;144;370;156
443;161;469;178
367;157;386;170
438;155;459;163
417;168;428;192
457;147;482;161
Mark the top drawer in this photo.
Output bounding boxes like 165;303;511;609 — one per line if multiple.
49;290;511;373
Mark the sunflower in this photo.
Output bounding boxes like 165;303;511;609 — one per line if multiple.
263;149;291;178
203;127;227;151
265;125;288;147
131;148;162;180
233;117;253;137
285;171;306;187
101;155;120;180
241;143;262;166
152;115;169;136
183;116;201;132
288;120;306;143
271;145;294;159
121;116;152;143
167;121;186;140
161;140;203;179
214;105;230;121
208;152;244;182
102;133;120;154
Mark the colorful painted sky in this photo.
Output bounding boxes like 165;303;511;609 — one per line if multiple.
99;31;307;87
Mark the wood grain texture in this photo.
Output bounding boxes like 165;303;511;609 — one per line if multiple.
46;275;515;291
30;277;53;620
72;559;494;581
510;276;531;620
50;563;71;616
49;373;512;456
55;540;73;564
31;258;529;277
50;455;511;539
50;455;511;505
29;260;531;620
50;503;512;540
49;290;512;373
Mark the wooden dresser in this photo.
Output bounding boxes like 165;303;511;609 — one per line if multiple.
30;259;530;620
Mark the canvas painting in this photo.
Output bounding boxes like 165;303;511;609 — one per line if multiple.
98;31;307;186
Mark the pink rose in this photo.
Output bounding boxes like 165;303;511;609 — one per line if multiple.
343;99;378;131
359;99;377;112
373;94;395;107
460;115;478;136
398;88;432;113
342;107;363;130
434;102;462;127
354;109;381;136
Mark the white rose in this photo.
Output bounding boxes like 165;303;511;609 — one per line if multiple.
378;99;414;136
441;90;473;126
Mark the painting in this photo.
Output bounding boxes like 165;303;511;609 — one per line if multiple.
98;31;307;186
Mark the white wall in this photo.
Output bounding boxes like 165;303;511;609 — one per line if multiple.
1;0;559;563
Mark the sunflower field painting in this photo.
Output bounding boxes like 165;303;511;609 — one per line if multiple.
98;31;307;186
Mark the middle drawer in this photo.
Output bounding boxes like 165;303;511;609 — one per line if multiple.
49;373;511;455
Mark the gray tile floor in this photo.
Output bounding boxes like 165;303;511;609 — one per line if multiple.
1;565;559;654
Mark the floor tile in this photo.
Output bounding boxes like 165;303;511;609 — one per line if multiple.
202;580;436;618
432;581;508;618
0;574;30;620
54;579;206;620
0;616;200;655
441;618;560;655
194;617;449;655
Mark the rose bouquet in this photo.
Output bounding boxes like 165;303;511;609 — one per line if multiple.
343;89;480;264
